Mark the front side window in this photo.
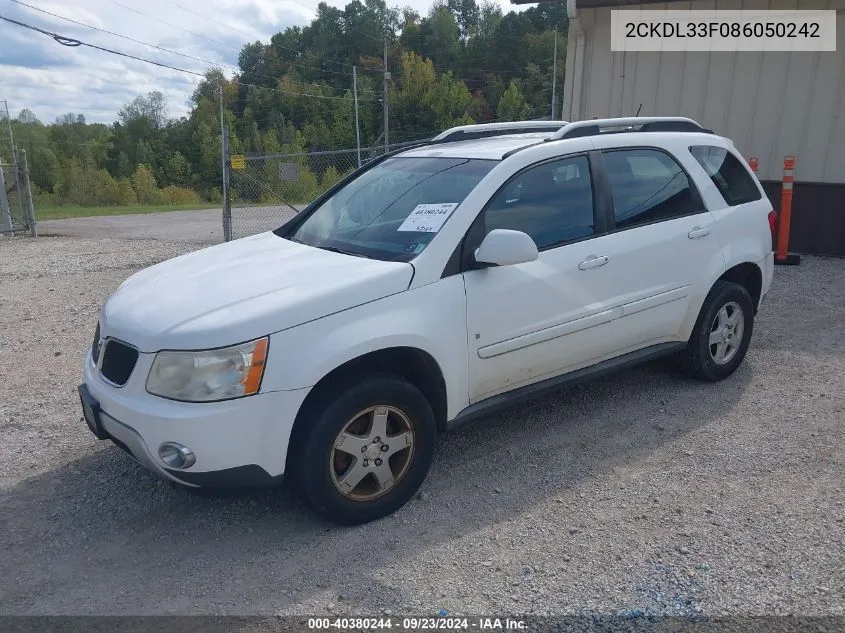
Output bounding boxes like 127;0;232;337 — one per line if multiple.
287;157;497;261
689;145;762;206
603;148;702;229
483;155;596;250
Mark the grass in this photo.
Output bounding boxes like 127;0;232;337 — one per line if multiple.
35;202;222;221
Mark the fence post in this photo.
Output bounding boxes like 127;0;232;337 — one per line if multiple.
354;66;362;168
0;161;13;235
383;37;390;153
222;126;231;242
19;149;36;237
775;155;800;266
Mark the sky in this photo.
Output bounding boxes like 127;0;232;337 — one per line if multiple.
0;0;526;125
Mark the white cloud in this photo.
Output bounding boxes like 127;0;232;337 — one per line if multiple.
0;0;526;124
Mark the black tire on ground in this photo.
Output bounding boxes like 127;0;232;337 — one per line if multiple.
289;373;437;525
679;280;755;382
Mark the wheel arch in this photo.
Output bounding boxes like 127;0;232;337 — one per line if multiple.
285;346;449;473
717;262;763;312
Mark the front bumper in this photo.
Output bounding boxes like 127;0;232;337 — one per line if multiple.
81;350;310;487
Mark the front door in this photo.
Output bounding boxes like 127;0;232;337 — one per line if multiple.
463;154;626;403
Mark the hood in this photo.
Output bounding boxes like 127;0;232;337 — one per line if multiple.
100;232;414;352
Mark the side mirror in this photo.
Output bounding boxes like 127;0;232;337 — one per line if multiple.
474;229;539;267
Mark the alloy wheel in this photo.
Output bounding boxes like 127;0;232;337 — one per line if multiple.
329;406;415;501
709;301;745;365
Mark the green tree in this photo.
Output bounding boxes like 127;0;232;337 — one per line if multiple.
164;152;191;187
132;164;157;204
17;108;40;124
497;80;532;121
136;140;155;170
28;146;60;192
94;169;121;206
320;166;342;192
448;0;480;39
116;151;132;179
119;91;168;129
426;71;474;130
329;94;357;150
420;6;461;69
116;179;137;205
55;158;85;205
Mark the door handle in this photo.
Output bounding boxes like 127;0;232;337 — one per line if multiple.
688;226;711;239
578;255;609;270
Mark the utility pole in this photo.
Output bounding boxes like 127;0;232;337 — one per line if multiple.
383;37;390;153
2;99;23;233
218;83;226;182
551;28;558;120
2;100;15;164
218;84;231;241
0;100;13;235
20;149;36;236
353;66;362;168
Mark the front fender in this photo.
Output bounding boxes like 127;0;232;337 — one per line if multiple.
262;275;470;420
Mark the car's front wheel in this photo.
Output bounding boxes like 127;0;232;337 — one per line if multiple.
290;374;437;525
680;280;755;381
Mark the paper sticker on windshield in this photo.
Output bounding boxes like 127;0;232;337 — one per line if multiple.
397;203;459;233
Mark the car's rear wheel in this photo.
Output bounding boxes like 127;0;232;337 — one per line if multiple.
290;374;437;525
679;280;755;381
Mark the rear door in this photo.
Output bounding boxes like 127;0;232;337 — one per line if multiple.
592;146;720;350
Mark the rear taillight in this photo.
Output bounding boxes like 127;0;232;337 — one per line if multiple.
768;210;778;240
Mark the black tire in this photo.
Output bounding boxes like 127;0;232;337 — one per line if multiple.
679;280;755;382
290;373;437;525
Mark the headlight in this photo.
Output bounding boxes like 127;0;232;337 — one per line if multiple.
146;337;268;402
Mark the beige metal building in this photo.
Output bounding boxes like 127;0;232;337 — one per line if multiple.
516;0;845;255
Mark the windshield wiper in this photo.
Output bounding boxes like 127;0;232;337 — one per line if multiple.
314;245;373;259
285;235;372;259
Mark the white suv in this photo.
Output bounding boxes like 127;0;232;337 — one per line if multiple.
79;117;776;524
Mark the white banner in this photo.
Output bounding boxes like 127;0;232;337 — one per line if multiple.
610;9;837;52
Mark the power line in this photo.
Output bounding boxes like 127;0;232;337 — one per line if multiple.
8;0;369;94
1;15;208;74
10;0;378;90
106;0;231;50
109;0;384;76
169;1;257;40
0;15;373;102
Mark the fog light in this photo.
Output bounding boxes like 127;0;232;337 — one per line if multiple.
158;442;196;469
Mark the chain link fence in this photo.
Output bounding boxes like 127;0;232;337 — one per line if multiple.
0;152;36;237
1;100;36;237
226;140;427;240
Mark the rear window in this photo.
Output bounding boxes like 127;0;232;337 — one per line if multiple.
689;145;762;206
603;148;702;229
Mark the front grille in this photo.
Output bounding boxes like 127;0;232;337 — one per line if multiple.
100;340;139;386
92;322;102;363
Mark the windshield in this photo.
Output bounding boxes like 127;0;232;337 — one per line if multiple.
286;157;497;262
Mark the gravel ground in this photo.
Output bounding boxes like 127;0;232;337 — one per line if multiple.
0;234;843;618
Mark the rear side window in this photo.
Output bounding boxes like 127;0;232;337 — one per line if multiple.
689;145;762;206
603;148;702;229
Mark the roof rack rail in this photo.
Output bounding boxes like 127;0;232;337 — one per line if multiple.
548;117;712;141
433;120;569;143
